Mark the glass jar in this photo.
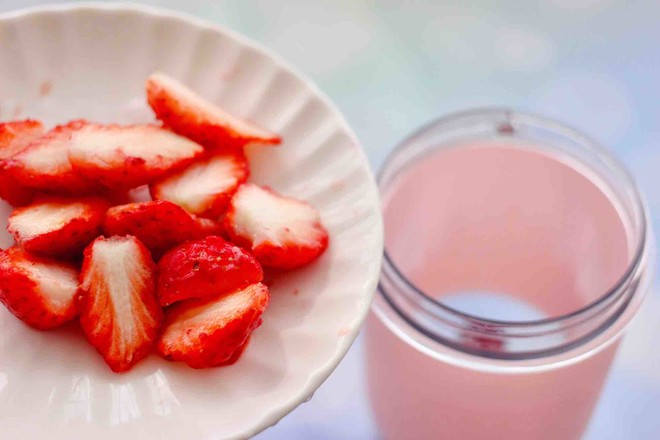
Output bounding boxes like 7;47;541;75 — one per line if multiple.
365;109;654;440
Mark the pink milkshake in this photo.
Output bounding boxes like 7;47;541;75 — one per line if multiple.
365;110;653;440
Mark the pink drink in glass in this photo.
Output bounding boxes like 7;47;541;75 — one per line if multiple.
365;110;653;440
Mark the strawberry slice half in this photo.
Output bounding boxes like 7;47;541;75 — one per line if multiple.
0;120;44;152
8;196;110;258
0;247;79;330
196;216;225;238
0;120;44;205
157;236;263;306
67;121;204;188
157;282;269;369
150;150;249;218
78;236;162;373
103;200;219;258
224;184;329;269
146;72;281;150
218;336;251;367
7;120;99;194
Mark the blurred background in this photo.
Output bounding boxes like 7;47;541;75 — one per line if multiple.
1;1;658;438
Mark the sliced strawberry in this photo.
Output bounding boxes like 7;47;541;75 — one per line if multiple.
0;120;44;151
103;200;217;258
157;283;269;369
150;151;249;218
219;336;251;367
101;184;154;206
0;120;44;205
66;121;204;189
0;247;79;330
224;184;329;269
146;72;281;150
96;189;130;206
157;236;263;306
196;216;225;237
78;236;162;373
7;120;99;194
0;171;34;207
8;196;109;258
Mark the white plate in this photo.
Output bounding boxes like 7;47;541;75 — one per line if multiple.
0;4;383;439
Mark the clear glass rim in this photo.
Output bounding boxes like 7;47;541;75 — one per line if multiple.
378;107;648;329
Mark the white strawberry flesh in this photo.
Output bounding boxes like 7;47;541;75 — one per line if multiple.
231;184;323;247
152;152;247;215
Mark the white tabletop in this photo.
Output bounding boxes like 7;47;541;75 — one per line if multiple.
2;1;659;438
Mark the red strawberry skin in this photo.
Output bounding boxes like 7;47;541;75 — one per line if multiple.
157;283;269;369
218;336;251;367
8;196;110;258
146;73;281;150
7;120;99;194
0;120;44;206
103;200;214;258
78;236;162;373
0;247;79;330
246;235;329;270
0;169;35;206
157;236;263;306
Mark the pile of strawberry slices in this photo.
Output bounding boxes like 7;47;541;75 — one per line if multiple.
0;73;329;373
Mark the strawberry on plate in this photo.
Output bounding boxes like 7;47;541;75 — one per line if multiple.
0;120;45;205
0;247;79;330
7;120;99;194
8;196;109;257
218;336;252;367
0;120;44;149
157;236;263;306
196;216;225;237
157;282;269;369
100;184;155;206
66;121;204;188
224;184;329;269
146;72;281;150
150;150;249;218
78;235;162;373
103;200;220;258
